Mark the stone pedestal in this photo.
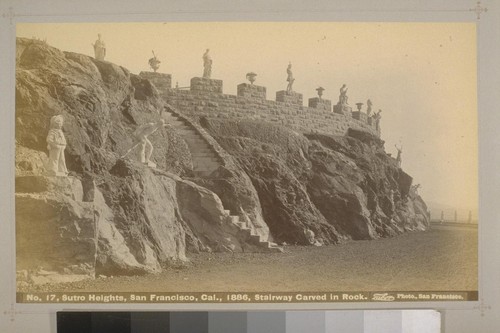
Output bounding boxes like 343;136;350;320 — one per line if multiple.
308;97;332;112
237;83;266;100
352;111;368;122
276;90;303;105
139;72;172;92
190;77;223;93
333;103;352;116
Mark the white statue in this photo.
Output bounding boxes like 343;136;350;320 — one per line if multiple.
202;49;212;78
92;34;106;61
46;115;68;176
366;99;373;116
339;84;348;105
395;144;403;167
122;119;167;168
372;109;382;130
286;62;295;93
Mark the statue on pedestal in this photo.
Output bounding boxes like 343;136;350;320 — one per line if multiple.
92;34;106;61
372;109;382;131
395;144;403;167
46;115;68;176
122;119;167;168
148;50;161;72
286;62;295;93
339;84;348;105
366;99;373;117
202;49;212;78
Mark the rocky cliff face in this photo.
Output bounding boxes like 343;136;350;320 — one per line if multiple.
198;119;430;244
15;38;429;282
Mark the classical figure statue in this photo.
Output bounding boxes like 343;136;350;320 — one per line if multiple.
366;99;373;116
122;119;167;167
395;144;403;167
46;115;68;176
339;84;348;105
92;34;106;61
373;109;382;130
202;49;212;78
286;62;295;93
148;50;161;72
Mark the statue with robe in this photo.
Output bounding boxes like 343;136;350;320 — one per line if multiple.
46;115;68;176
92;34;106;61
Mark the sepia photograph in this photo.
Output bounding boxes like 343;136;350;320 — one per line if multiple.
14;21;478;303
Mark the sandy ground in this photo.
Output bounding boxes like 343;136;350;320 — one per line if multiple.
21;226;477;293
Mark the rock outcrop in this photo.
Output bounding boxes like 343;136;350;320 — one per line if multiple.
15;38;430;283
198;119;430;244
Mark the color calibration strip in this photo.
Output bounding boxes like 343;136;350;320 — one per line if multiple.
57;310;440;333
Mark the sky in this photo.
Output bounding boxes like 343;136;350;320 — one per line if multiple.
16;22;478;212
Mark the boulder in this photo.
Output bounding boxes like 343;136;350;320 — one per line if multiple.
16;176;97;281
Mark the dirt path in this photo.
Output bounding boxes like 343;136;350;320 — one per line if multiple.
26;228;477;293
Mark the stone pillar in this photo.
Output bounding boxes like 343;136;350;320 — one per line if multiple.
237;83;266;100
276;91;303;106
352;111;368;122
139;72;172;92
190;77;223;93
333;103;352;116
308;97;332;112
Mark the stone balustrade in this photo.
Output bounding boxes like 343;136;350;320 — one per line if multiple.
139;73;381;137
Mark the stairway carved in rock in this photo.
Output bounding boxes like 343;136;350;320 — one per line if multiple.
162;108;222;177
223;210;283;253
163;106;283;253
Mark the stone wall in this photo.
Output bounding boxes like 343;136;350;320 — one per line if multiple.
139;72;172;91
155;76;380;137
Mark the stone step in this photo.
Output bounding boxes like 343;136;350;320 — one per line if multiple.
193;164;220;169
185;141;208;147
193;161;220;167
193;167;219;173
169;121;188;127
186;144;213;152
192;155;219;161
237;221;247;228
193;164;220;171
193;170;214;177
192;154;218;160
177;130;200;136
175;126;195;131
192;148;215;153
192;157;220;163
193;166;219;173
229;215;239;224
262;243;284;253
192;153;218;158
183;138;208;145
185;140;210;147
249;234;262;243
182;134;205;140
172;127;191;132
